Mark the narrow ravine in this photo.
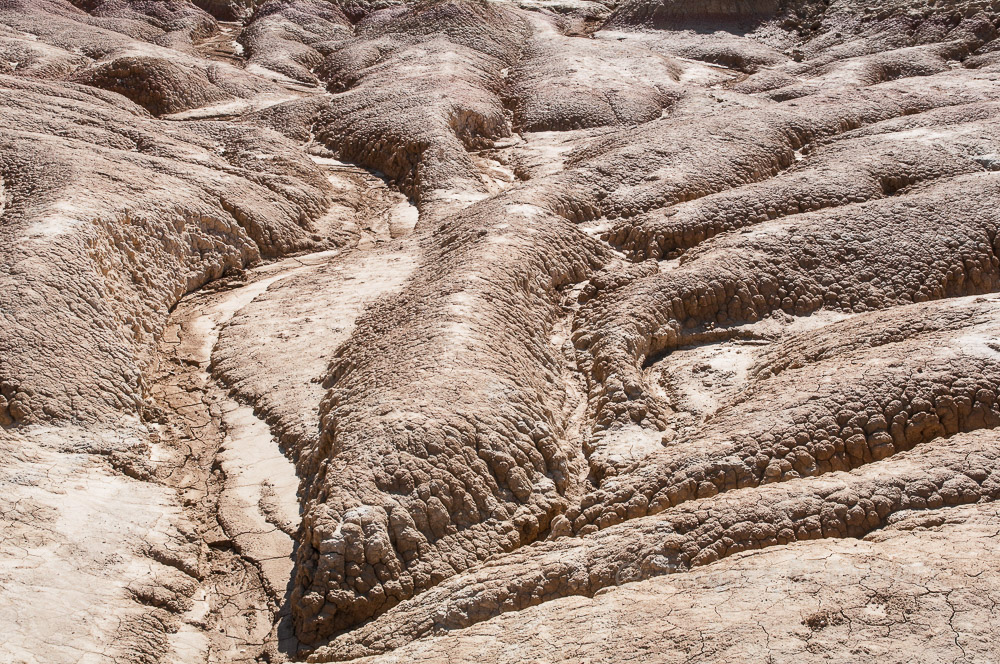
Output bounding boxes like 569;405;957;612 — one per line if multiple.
144;152;421;660
151;249;337;662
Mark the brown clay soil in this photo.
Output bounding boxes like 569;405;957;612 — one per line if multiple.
4;0;1000;662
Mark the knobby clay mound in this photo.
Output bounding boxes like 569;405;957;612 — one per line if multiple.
4;0;1000;662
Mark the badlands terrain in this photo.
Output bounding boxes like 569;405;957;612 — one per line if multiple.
3;0;1000;661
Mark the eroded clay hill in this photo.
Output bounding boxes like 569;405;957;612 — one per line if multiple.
3;0;1000;662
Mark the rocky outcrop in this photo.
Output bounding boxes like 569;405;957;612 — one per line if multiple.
609;0;782;30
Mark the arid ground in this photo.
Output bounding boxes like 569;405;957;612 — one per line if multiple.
3;0;1000;661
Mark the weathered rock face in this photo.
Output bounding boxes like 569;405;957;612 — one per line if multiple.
192;0;256;21
0;74;338;425
72;55;234;113
5;0;1000;663
609;0;782;29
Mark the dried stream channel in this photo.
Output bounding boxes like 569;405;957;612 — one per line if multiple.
150;203;419;661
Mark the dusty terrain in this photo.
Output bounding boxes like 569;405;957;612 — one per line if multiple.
3;0;1000;661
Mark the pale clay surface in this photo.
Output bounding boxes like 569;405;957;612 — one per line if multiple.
3;0;1000;662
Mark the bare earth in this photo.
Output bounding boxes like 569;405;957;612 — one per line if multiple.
3;0;1000;662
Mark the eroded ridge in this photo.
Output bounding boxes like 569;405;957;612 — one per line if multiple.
6;0;1000;663
311;428;1000;661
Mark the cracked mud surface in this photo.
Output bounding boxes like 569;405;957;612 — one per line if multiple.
4;0;1000;662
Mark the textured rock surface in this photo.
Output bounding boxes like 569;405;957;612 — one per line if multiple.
4;0;1000;662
